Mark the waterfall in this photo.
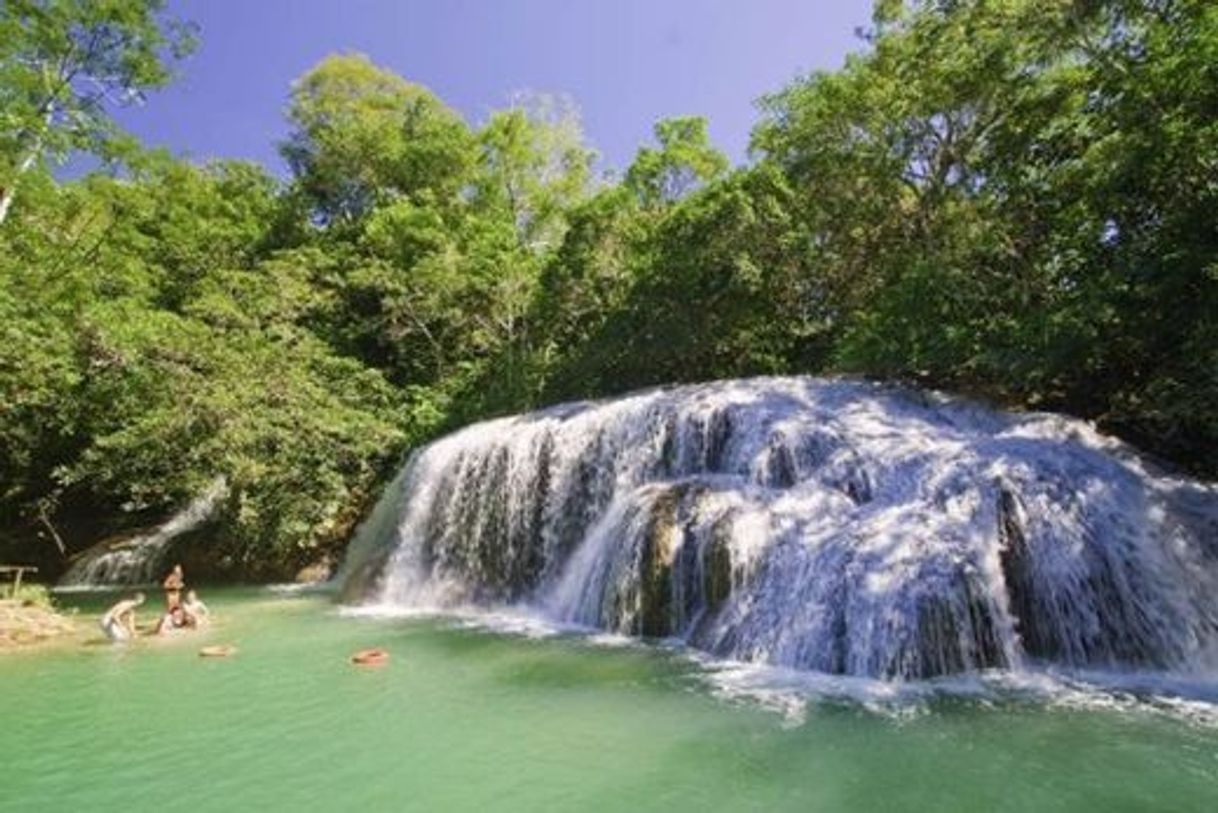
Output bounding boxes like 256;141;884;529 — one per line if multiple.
338;377;1218;680
58;478;228;588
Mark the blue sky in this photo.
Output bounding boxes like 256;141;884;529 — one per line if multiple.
115;0;874;175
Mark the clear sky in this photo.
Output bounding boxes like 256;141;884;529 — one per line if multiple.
114;0;874;175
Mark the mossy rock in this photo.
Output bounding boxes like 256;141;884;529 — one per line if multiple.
703;516;734;611
638;488;680;637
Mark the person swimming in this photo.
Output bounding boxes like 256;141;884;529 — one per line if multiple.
99;593;145;641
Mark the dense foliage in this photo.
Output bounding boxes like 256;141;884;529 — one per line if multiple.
2;0;1213;577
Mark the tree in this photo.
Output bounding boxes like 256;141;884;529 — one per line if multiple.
624;116;728;208
281;53;476;224
0;0;195;224
754;0;1217;470
5;0;1216;576
473;92;595;252
543;166;821;398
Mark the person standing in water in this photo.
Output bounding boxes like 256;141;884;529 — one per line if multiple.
99;593;144;641
162;564;184;612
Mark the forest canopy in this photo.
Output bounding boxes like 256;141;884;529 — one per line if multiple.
2;0;1214;577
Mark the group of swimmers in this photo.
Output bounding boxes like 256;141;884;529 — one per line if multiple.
98;563;210;642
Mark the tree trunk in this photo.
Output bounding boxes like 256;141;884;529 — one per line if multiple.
34;495;68;559
0;148;40;226
0;102;54;227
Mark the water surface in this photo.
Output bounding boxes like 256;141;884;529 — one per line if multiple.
3;589;1216;812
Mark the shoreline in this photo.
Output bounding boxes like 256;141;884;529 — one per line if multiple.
0;599;78;651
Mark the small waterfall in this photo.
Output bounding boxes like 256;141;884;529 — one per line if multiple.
58;478;228;588
339;377;1218;680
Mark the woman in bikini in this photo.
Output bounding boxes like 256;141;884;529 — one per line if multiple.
162;563;185;612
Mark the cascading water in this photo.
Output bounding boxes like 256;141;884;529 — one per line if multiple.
58;478;228;588
338;377;1218;681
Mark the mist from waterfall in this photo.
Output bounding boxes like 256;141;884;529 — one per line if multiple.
57;477;228;589
338;378;1218;681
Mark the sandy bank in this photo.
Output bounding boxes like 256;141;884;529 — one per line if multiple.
0;600;77;650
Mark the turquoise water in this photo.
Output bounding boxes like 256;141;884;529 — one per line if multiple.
3;589;1217;812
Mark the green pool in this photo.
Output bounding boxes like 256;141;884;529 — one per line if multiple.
3;588;1216;812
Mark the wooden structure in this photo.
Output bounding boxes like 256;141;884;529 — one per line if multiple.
0;565;39;599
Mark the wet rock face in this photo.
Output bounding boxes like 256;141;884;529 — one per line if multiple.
340;377;1218;680
997;484;1192;670
701;517;734;616
638;487;679;637
998;488;1052;660
906;573;1008;679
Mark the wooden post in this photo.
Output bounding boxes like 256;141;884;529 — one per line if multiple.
1;565;38;599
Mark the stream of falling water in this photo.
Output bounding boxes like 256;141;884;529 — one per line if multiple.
337;377;1218;685
57;477;228;588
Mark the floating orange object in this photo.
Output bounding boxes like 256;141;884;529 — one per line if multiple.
198;644;236;657
351;647;388;666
